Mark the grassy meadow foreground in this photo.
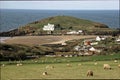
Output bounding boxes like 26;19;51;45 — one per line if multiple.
1;54;120;80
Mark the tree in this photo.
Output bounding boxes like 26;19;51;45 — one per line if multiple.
55;24;61;30
69;26;73;30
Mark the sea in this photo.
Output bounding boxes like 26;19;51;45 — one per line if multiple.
0;9;119;32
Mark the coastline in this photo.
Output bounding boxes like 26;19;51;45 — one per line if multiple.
0;37;12;43
1;9;119;32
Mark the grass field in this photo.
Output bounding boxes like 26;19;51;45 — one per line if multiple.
1;60;120;80
1;54;120;80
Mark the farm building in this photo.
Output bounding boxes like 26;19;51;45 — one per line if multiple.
96;36;106;41
66;30;83;35
116;38;120;42
90;42;98;45
43;23;55;31
67;30;79;35
96;36;101;41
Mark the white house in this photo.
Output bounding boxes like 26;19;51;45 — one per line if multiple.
116;38;120;42
101;37;106;40
78;30;83;33
90;42;98;45
67;30;79;34
74;45;80;51
61;42;67;46
66;30;83;35
43;23;54;31
96;36;101;41
89;47;101;53
89;47;96;51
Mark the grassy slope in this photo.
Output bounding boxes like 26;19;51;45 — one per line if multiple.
20;16;110;31
0;16;114;36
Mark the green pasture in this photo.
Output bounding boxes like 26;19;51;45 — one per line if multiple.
1;60;120;80
1;53;120;80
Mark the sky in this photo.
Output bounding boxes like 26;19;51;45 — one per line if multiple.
0;0;119;10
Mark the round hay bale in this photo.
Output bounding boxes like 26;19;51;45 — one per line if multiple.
103;64;111;70
114;60;118;63
46;65;54;69
94;62;98;65
66;64;71;67
51;66;54;69
19;63;23;66
2;64;5;67
16;64;20;66
78;63;82;66
46;65;50;69
42;71;47;75
87;70;93;76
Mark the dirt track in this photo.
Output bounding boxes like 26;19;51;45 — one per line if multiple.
4;35;96;46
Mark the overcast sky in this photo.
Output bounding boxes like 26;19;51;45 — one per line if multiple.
0;0;119;10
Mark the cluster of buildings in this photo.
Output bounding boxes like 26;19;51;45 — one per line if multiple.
45;36;108;57
43;23;120;57
74;36;107;56
43;23;83;35
74;36;120;56
45;36;120;58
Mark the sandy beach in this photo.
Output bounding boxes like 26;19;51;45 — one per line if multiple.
3;35;96;46
0;37;12;43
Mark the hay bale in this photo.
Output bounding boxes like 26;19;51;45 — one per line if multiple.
103;64;111;70
114;60;118;63
46;65;54;69
94;62;98;65
78;63;82;66
46;65;50;69
2;64;5;67
16;64;20;66
66;64;71;67
118;64;120;68
42;71;47;75
51;66;54;69
87;70;93;76
19;63;23;66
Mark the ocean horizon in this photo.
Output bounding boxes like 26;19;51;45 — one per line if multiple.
0;9;119;32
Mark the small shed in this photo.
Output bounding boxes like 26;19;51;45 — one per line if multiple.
74;45;80;51
89;47;96;51
61;42;67;46
96;36;101;41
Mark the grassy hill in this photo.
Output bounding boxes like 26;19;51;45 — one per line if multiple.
22;15;109;31
1;15;116;36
